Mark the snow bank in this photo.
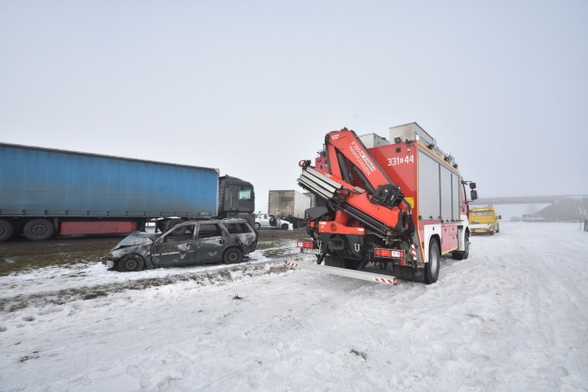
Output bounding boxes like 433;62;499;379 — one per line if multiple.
1;222;587;391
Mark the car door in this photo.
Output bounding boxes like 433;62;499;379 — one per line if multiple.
268;214;279;228
150;222;197;267
194;221;227;264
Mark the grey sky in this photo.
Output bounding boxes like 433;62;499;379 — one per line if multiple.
1;1;587;212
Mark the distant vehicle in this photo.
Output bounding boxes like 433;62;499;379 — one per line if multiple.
105;219;257;272
268;190;313;228
254;212;293;230
521;214;546;222
469;207;501;235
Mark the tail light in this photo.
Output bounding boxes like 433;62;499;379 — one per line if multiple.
297;241;315;249
374;248;404;259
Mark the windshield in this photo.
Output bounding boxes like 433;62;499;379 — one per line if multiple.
472;210;493;217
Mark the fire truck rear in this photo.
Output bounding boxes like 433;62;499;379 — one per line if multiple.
291;122;477;285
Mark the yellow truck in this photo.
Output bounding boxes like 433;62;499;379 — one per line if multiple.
469;206;501;235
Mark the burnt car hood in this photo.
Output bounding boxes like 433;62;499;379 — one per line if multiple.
112;232;160;250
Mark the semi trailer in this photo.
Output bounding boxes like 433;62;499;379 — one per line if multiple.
0;143;255;241
267;190;313;228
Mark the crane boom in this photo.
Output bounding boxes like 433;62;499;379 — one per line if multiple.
298;128;409;236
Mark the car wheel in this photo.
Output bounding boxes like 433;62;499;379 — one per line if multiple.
118;254;145;272
223;248;243;264
23;219;55;241
425;239;440;284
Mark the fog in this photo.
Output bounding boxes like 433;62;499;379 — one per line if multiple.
1;1;587;211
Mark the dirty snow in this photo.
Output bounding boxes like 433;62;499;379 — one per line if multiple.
1;222;587;391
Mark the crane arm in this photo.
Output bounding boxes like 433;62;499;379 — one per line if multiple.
298;128;408;236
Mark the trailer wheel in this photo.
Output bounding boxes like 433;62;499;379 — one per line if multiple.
0;219;14;242
118;254;145;272
425;239;440;284
223;248;243;264
23;219;55;241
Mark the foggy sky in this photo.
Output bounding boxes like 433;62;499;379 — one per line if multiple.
1;0;587;212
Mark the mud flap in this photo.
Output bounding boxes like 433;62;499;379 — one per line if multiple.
392;265;425;283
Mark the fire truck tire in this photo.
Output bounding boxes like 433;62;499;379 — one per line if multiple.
118;254;145;272
452;232;470;260
425;239;440;284
0;219;14;242
23;219;55;241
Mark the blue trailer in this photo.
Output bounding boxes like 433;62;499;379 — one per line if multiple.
0;143;255;241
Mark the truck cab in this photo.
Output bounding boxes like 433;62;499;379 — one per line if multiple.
469;207;501;235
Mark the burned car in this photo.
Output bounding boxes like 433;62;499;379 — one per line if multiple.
106;219;257;272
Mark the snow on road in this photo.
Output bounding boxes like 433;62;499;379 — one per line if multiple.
1;222;587;391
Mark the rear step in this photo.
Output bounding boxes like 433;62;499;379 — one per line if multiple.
286;261;397;285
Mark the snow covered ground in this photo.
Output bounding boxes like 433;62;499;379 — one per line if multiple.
1;222;587;391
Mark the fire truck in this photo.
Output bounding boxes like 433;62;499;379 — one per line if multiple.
289;122;477;285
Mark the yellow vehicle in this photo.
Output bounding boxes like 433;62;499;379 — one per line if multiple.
469;207;501;235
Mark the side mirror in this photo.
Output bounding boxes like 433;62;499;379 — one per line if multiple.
470;190;478;201
469;182;477;190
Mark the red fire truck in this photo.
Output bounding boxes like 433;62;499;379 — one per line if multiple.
289;122;477;285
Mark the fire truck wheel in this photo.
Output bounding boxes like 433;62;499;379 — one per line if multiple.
452;232;470;260
118;254;145;272
425;239;440;284
223;248;243;264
